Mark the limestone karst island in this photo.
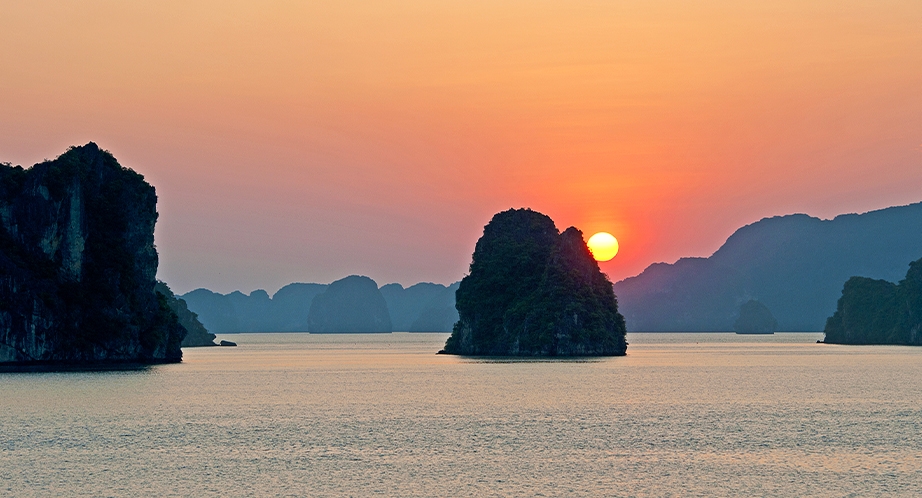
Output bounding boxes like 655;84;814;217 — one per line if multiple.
441;208;628;356
823;257;922;346
0;143;192;366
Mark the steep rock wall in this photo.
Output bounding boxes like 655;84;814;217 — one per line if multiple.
0;143;184;364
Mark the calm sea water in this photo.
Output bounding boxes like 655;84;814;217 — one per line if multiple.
2;332;922;497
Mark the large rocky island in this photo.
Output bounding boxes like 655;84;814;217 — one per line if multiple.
441;208;627;356
0;143;186;365
823;257;922;345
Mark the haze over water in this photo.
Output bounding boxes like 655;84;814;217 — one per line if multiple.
3;333;921;496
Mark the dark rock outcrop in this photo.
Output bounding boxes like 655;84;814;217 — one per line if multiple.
155;281;216;347
0;143;184;365
823;257;922;345
615;203;922;331
307;275;392;333
734;300;777;334
441;208;627;356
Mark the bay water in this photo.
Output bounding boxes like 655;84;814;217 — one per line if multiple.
2;332;921;496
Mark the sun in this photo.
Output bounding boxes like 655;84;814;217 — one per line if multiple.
587;232;619;262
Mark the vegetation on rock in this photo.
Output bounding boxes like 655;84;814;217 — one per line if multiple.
823;257;922;345
442;208;627;356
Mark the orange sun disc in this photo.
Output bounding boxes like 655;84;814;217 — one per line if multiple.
587;232;619;261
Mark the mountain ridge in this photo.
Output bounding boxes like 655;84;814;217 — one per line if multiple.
614;202;922;331
181;279;460;333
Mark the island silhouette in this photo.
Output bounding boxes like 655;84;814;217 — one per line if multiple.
823;257;922;345
615;204;922;332
4;143;921;362
440;208;627;356
181;279;459;333
0;144;184;365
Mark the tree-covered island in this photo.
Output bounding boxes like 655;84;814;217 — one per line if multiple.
823;257;922;345
440;208;627;356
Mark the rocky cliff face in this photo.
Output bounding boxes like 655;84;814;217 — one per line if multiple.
0;143;185;364
442;208;627;356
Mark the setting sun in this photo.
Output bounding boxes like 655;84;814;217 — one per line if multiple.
587;232;619;262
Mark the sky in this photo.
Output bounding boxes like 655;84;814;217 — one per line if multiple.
1;1;920;295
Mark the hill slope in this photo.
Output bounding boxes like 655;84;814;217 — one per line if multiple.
614;203;922;331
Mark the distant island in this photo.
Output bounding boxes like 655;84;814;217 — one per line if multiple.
441;208;627;356
0;143;185;365
308;275;392;333
734;300;777;334
614;203;922;331
823;257;922;345
180;278;459;333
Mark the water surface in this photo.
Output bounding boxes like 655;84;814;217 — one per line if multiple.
2;332;921;496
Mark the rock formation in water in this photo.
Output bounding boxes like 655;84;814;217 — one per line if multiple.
380;281;460;332
269;283;328;331
181;282;327;333
180;288;241;333
441;208;627;356
183;279;460;334
614;203;922;331
733;300;777;334
0;143;185;364
307;275;392;333
155;281;216;347
823;257;922;345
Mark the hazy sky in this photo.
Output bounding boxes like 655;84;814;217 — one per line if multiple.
1;1;920;294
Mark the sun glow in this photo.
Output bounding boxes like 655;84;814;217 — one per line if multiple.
587;232;619;262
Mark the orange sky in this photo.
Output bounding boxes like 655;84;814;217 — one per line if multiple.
1;1;920;293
